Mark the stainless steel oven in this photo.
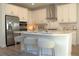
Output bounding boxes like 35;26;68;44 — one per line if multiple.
19;21;27;31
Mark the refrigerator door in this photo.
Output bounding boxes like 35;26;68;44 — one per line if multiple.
6;15;19;31
5;15;19;46
11;16;19;31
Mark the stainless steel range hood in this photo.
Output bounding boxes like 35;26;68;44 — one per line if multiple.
46;5;57;20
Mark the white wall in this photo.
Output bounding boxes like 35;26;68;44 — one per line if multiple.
0;4;6;48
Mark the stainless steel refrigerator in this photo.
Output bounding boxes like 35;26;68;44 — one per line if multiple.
5;15;19;46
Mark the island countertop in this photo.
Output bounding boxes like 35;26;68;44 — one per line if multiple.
14;31;73;37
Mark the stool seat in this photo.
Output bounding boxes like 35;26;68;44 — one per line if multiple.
24;37;38;55
14;35;24;51
38;39;55;48
37;38;55;56
14;35;24;42
24;37;37;45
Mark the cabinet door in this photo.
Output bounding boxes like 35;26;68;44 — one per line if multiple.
57;5;63;23
27;10;32;23
5;4;29;22
5;4;18;16
37;9;46;23
57;4;77;23
62;4;69;23
5;4;13;15
17;7;24;21
72;31;77;45
23;8;28;20
31;10;39;23
18;7;28;21
32;8;46;23
69;4;77;23
40;8;46;20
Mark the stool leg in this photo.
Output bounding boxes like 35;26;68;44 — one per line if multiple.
39;48;42;56
38;48;42;56
37;47;40;56
41;48;43;56
15;42;17;48
52;48;55;56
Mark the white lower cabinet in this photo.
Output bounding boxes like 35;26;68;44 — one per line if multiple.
72;31;77;45
76;30;79;45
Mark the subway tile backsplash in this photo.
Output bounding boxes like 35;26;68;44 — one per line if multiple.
59;23;77;30
46;20;77;30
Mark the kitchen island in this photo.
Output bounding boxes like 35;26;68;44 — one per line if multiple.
14;31;73;56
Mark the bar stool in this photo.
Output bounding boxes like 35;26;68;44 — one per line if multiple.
37;38;55;56
14;35;24;48
24;37;38;55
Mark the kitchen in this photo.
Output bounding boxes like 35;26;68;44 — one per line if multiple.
0;3;78;56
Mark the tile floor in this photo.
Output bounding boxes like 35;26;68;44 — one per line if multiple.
0;44;78;56
0;44;35;56
72;45;79;56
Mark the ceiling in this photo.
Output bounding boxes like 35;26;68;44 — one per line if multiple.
11;3;67;10
11;3;55;10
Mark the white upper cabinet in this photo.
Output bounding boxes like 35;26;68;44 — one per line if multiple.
27;10;32;23
5;4;29;21
17;7;28;21
57;4;69;23
57;5;64;23
32;8;47;23
68;4;77;23
57;4;77;23
5;4;18;16
62;4;69;23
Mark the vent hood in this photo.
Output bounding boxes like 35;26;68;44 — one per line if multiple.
46;5;57;20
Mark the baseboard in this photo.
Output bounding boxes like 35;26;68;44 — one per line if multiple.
0;45;6;48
